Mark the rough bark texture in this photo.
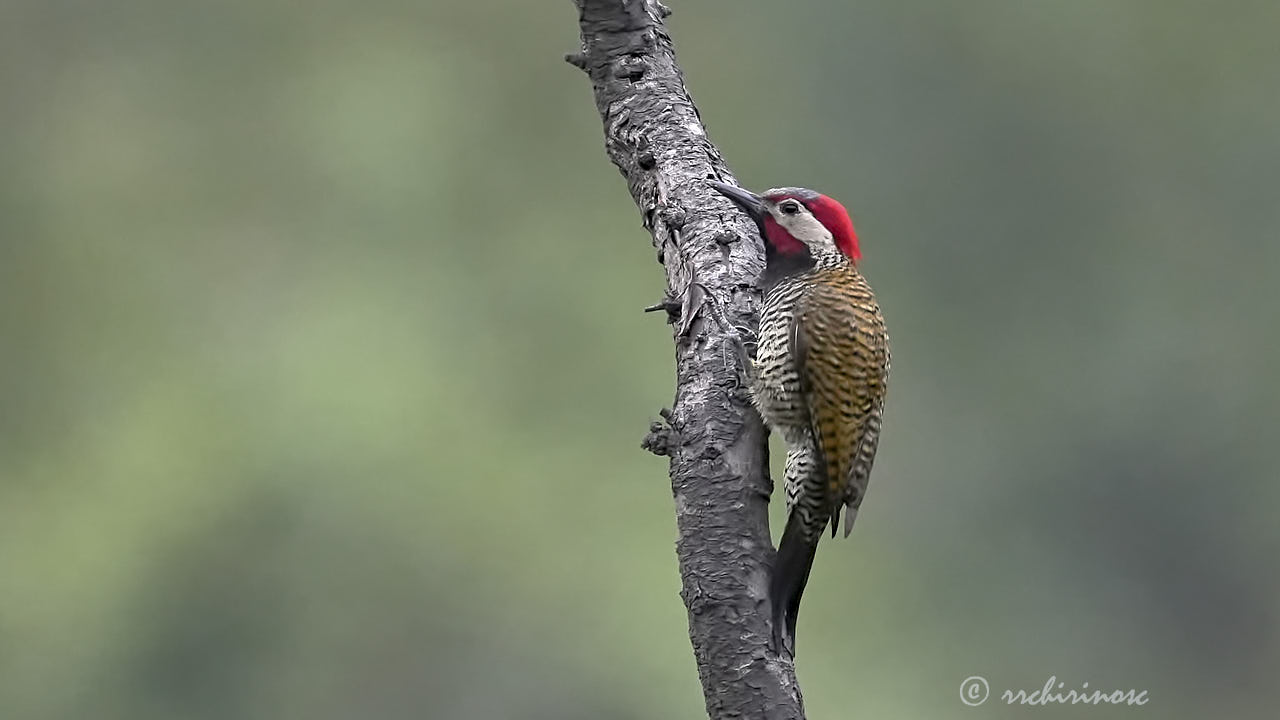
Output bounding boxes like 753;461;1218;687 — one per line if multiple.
569;2;805;718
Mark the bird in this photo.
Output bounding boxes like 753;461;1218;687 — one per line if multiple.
710;180;890;657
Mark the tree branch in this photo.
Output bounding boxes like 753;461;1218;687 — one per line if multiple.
568;2;805;718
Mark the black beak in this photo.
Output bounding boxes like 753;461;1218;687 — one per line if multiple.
709;181;766;231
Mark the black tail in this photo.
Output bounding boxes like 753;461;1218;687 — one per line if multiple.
771;512;819;656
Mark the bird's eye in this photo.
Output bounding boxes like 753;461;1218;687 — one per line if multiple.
779;201;801;215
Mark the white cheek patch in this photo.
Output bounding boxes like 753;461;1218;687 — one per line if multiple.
778;212;834;249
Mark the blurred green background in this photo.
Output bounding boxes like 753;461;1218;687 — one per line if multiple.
3;1;1278;718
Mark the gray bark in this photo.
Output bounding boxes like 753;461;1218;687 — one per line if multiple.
568;1;806;718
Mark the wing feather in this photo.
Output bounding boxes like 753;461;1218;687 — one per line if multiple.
791;270;889;537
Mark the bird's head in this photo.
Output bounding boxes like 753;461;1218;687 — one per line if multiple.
710;181;860;263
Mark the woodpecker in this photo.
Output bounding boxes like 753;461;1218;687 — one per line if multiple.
710;181;889;656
